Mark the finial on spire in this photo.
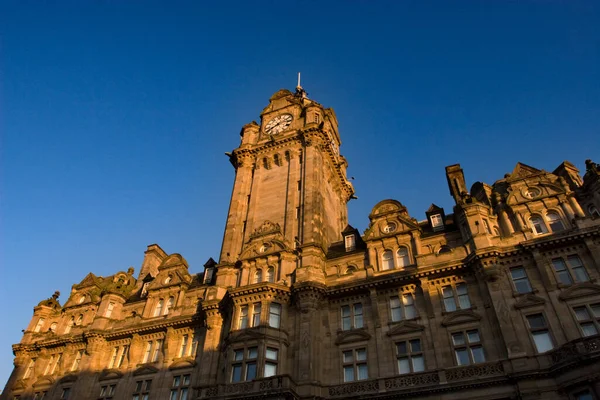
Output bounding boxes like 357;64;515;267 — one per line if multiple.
295;72;307;98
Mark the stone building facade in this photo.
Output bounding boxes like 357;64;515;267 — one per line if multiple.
3;87;600;400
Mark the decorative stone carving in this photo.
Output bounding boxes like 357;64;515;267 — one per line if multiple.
250;221;281;239
328;380;378;396
384;371;440;389
445;361;504;381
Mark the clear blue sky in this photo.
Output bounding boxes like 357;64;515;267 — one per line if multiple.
1;0;599;387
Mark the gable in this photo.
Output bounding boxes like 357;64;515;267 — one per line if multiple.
559;283;600;301
514;294;546;309
386;321;424;336
335;329;372;345
441;310;481;327
509;162;542;180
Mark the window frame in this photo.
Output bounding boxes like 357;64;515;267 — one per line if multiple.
381;249;394;270
572;303;600;337
269;303;282;328
389;293;417;322
525;313;554;353
546;211;565;232
132;379;152;400
341;348;368;382
530;215;548;235
169;374;191;400
510;266;533;294
552;255;589;285
341;303;364;330
395;338;425;374
441;283;471;312
451;329;485;366
396;247;410;268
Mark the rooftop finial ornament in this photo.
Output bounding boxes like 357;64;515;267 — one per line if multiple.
295;72;307;98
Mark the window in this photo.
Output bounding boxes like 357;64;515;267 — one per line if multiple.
239;305;249;329
264;347;278;377
390;294;416;322
589;204;600;218
269;303;282;328
64;317;74;334
165;296;175;314
34;318;45;332
23;358;35;379
510;267;532;293
430;214;444;231
71;350;83;371
44;353;61;375
99;384;116;399
179;335;189;358
530;215;548;235
396;339;424;374
142;340;163;363
60;388;70;399
76;314;83;325
169;374;190;400
342;348;368;382
546;211;565;232
267;267;275;283
252;303;262;327
573;303;600;337
442;283;471;312
345;235;356;252
108;345;128;368
382;250;394;270
396;248;410;268
132;380;152;400
154;299;164;317
106;302;115;318
178;333;200;358
50;322;57;332
482;219;492;234
452;330;485;365
341;303;363;330
552;255;589;285
33;392;47;400
526;314;554;353
254;269;262;283
231;347;258;382
273;154;281;166
314;113;320;124
574;389;594;400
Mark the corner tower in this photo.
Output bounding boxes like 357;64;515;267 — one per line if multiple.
219;87;354;283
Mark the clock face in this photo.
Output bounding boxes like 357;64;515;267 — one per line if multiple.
265;114;293;135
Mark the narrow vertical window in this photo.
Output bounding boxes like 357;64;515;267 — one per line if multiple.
382;250;394;270
396;339;424;374
482;219;492;234
546;211;565;232
353;303;363;328
154;299;164;317
106;302;115;318
24;358;36;379
109;346;119;368
165;296;175;314
252;303;261;327
34;318;45;333
442;286;457;312
266;266;275;283
64;317;74;334
143;342;152;363
152;339;163;362
265;347;279;377
71;350;83;371
456;283;471;309
269;303;282;328
179;335;189;357
342;348;368;382
118;345;128;367
396;247;410;268
526;314;554;353
239;305;249;329
254;269;262;284
345;234;356;252
568;255;590;282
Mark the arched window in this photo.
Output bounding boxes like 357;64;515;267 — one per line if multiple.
267;267;275;283
382;250;394;270
546;211;565;232
165;296;175;314
438;245;452;255
50;322;57;332
154;299;164;317
588;204;599;218
254;269;263;284
65;316;74;334
274;154;281;166
106;302;115;318
529;215;548;235
262;158;269;169
76;314;83;325
396;247;410;268
345;266;357;275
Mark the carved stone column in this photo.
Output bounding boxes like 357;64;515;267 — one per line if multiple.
199;303;224;384
292;282;326;384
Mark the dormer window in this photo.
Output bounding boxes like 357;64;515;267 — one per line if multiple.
430;214;444;231
345;234;356;252
203;267;214;284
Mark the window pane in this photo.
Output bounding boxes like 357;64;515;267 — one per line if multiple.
169;391;178;400
247;347;258;359
396;342;407;355
342;350;353;363
581;323;598;337
455;349;470;365
591;304;600;318
245;362;257;380
356;348;367;361
466;330;480;343
573;266;589;283
514;279;532;294
180;388;188;400
574;307;591;321
412;355;425;372
234;350;244;361
471;346;485;363
341;305;350;317
404;304;416;319
452;332;465;345
354;314;363;329
266;348;278;360
391;307;402;322
575;390;593;400
357;364;368;380
231;364;242;382
183;375;190;385
444;298;457;312
173;376;181;387
264;362;277;377
532;331;554;353
343;366;354;382
410;339;421;352
398;357;410;374
526;314;546;329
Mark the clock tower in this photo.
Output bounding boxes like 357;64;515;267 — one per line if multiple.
217;86;354;286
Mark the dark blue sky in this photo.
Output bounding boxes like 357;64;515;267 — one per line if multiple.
1;0;599;386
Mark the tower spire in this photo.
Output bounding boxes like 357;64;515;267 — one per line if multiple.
295;72;307;98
